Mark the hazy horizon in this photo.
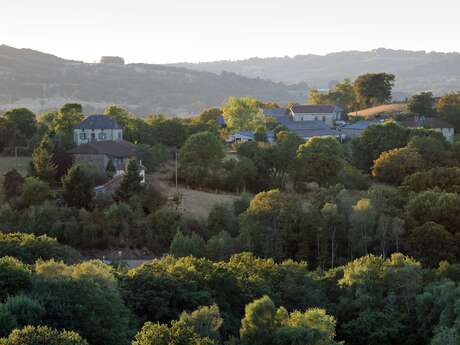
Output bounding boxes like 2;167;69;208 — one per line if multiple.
2;0;460;64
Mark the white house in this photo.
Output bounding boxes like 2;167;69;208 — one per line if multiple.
400;116;455;142
289;104;343;127
73;115;123;146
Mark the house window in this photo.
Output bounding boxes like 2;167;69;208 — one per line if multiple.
322;116;326;122
314;116;319;121
118;132;122;140
98;132;106;140
79;132;86;140
91;133;96;141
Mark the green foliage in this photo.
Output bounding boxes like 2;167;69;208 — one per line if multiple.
240;295;277;345
353;73;395;108
240;295;340;345
19;177;51;209
0;325;89;345
62;165;95;209
372;147;424;185
116;159;144;201
3;294;44;328
437;92;460;130
32;260;132;345
0;108;37;148
222;97;265;131
0;232;80;264
406;190;460;233
136;143;169;172
294;137;344;187
352;122;410;171
0;256;31;301
2;169;24;201
401;167;460;193
408;92;436;116
176;304;223;340
106;159;116;178
0;305;16;337
170;231;206;258
406;222;456;267
147;116;188;148
179;131;224;186
240;189;319;260
31;137;57;183
309;78;357;112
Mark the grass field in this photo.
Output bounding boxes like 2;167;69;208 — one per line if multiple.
0;156;31;176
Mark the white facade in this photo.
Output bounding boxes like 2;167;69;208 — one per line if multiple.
290;111;341;127
74;128;123;146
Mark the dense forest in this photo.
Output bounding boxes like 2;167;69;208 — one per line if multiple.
1;83;460;343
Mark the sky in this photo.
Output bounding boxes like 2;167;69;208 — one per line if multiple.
1;0;460;64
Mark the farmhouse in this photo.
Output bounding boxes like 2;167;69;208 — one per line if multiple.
399;116;455;142
263;106;345;141
70;114;145;181
289;104;343;126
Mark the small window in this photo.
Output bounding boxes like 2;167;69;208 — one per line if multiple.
314;116;319;121
322;116;326;122
79;132;86;140
91;133;96;140
98;132;106;140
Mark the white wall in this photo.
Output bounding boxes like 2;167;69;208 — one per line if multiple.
74;128;123;145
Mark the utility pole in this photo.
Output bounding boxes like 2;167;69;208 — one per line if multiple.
175;150;178;193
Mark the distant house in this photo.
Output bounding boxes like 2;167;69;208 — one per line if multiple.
289;104;343;126
342;120;381;138
262;106;345;141
399;116;455;142
70;115;145;184
74;115;123;146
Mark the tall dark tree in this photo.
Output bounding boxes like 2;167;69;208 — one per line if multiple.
62;165;95;210
2;169;24;201
116;159;143;201
2;108;37;141
408;92;436;116
353;73;395;108
31;137;57;183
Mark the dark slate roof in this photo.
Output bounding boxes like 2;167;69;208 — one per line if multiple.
262;108;289;117
74;115;122;130
344;120;380;130
69;140;137;158
291;104;342;114
400;116;454;129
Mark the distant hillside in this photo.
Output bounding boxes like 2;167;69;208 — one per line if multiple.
174;48;460;99
0;45;307;115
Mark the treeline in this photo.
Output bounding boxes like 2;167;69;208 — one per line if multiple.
2;247;460;344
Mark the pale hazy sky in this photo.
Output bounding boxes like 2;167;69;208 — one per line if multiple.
1;0;460;64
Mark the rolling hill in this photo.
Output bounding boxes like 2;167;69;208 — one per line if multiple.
174;48;460;99
0;45;308;115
